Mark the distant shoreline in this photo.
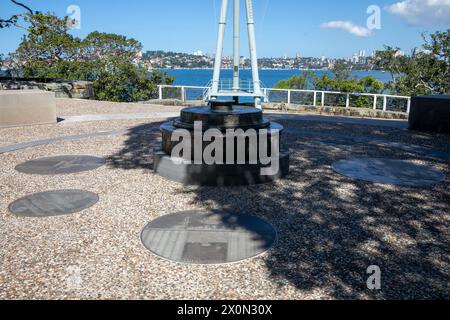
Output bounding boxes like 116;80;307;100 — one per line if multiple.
163;69;392;87
153;67;377;72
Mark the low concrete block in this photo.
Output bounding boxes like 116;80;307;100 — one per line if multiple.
0;90;56;127
409;95;450;133
154;149;290;187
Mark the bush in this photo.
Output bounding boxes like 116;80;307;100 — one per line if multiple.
9;12;174;102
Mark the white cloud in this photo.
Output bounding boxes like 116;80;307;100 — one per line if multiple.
386;0;450;25
321;21;373;37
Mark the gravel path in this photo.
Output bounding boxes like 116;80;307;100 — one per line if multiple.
56;98;184;117
0;100;449;300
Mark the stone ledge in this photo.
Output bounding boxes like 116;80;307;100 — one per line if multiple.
0;79;94;99
263;103;408;120
146;99;408;120
145;99;208;107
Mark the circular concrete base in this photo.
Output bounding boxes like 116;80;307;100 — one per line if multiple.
9;190;99;217
141;210;277;265
15;155;106;175
154;149;290;186
332;158;445;186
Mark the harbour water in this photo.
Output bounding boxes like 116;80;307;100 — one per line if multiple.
164;69;392;88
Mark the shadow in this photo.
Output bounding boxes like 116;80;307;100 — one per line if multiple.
141;209;277;265
105;122;164;170
107;117;450;299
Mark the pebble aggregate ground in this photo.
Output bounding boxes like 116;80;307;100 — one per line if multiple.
0;98;449;299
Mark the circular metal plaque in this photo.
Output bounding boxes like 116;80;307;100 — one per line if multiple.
9;190;99;217
141;210;277;265
332;158;445;187
15;156;106;175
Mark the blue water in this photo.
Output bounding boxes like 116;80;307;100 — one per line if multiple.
164;69;392;88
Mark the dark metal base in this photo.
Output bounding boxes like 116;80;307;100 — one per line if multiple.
154;149;290;186
153;102;291;186
409;95;450;134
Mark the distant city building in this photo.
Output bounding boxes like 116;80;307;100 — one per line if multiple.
141;50;376;70
193;50;204;56
394;50;405;57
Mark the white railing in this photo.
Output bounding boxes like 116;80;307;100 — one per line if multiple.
200;79;267;100
157;85;412;113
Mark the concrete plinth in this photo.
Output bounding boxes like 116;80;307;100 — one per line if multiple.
409;95;450;134
154;149;290;186
153;101;290;186
0;90;56;127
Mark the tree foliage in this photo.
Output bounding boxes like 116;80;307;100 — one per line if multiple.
0;0;34;29
275;71;315;90
275;62;384;108
374;30;450;96
275;29;449;107
9;12;173;102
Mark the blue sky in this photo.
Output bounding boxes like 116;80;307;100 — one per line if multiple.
1;0;449;58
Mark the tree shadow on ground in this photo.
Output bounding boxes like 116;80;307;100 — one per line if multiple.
105;122;164;170
107;118;450;299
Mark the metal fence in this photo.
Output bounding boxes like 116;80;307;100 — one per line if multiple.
158;85;412;113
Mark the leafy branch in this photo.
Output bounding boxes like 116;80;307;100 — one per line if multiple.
0;0;34;29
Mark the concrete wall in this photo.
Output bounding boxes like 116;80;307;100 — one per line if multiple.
0;79;94;99
0;90;56;127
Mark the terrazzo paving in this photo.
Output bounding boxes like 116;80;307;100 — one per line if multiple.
0;98;449;300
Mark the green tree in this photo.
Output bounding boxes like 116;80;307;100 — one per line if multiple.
93;59;172;102
12;12;82;78
275;71;315;90
9;12;173;102
359;76;384;93
276;65;383;108
81;32;142;61
0;1;34;29
374;30;450;96
331;60;351;84
314;73;340;91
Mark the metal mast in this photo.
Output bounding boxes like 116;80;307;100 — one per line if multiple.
245;0;262;108
210;0;264;109
232;0;240;96
211;0;229;97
